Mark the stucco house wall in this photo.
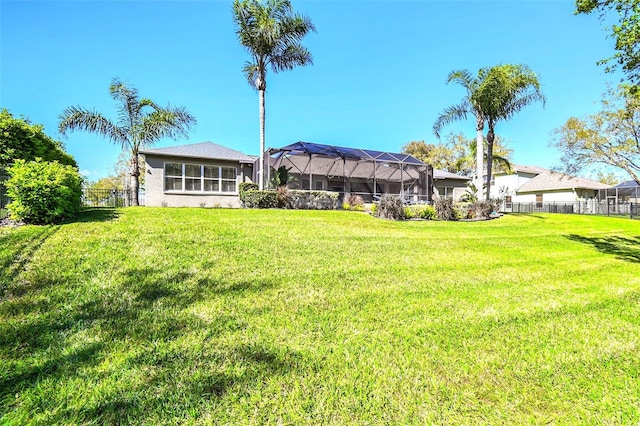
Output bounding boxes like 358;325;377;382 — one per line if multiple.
141;142;255;208
144;155;253;208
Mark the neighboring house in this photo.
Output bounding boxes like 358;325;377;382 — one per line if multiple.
433;169;471;201
491;164;611;210
141;142;255;208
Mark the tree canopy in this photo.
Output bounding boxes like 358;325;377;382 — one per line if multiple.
0;109;77;170
551;84;640;184
576;0;640;87
403;134;513;177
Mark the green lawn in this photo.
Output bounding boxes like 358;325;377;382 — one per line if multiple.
1;208;639;424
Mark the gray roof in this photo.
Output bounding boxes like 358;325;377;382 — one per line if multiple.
518;171;611;192
140;142;256;164
614;180;639;188
434;169;470;181
512;164;550;175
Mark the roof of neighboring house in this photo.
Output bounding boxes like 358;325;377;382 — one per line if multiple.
140;142;256;164
511;164;549;175
518;171;611;192
614;180;639;188
433;169;470;180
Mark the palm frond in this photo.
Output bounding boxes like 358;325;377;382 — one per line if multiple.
138;106;197;149
110;78;141;131
58;106;129;149
446;69;477;93
433;103;471;138
271;43;313;72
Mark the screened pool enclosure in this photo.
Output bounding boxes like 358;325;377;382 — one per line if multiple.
265;142;433;202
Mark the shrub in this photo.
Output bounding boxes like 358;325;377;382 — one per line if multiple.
343;194;364;211
468;200;500;219
370;204;377;215
6;159;82;224
241;190;277;209
239;182;259;205
375;194;405;220
403;204;437;220
276;186;289;208
433;195;456;221
287;190;340;210
403;206;415;219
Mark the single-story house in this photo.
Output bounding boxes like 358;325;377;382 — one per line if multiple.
141;140;473;207
490;164;611;211
141;142;255;208
432;169;471;201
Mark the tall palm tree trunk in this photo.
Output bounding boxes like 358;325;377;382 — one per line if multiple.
485;126;495;201
130;154;140;206
475;117;484;200
259;89;266;190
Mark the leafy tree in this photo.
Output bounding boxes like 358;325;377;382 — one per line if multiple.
594;170;622;185
404;133;513;176
59;78;196;206
433;70;485;198
475;64;544;199
576;0;640;87
551;84;640;184
233;0;315;190
0;109;77;170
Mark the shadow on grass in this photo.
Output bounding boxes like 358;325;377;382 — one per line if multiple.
75;208;119;223
566;234;640;263
0;264;293;424
0;225;59;299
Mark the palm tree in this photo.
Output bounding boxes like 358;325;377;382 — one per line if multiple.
233;0;315;190
475;64;545;199
59;78;196;206
433;70;485;199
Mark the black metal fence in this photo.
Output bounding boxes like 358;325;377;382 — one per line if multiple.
508;201;638;218
81;188;145;207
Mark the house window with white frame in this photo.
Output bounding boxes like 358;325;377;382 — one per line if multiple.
164;162;237;193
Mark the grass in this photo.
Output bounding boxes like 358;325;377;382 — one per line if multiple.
1;208;639;424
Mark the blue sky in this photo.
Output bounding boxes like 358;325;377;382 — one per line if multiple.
1;0;623;181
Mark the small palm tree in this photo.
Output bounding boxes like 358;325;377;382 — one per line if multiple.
476;65;545;199
233;0;315;190
59;78;196;206
433;70;485;199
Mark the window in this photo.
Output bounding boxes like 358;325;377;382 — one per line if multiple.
164;163;237;193
536;194;543;208
164;162;182;191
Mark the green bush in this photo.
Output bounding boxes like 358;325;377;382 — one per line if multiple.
241;190;277;209
6;159;83;224
404;204;437;220
239;182;259;202
375;194;405;220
